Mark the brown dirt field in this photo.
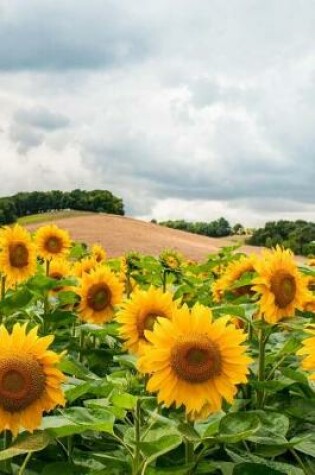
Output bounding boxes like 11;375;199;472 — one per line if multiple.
26;213;268;261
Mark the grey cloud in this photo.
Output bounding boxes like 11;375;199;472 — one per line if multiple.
10;106;70;152
9;124;43;154
14;107;69;130
0;0;153;71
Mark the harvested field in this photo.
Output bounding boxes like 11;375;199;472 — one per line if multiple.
26;213;265;260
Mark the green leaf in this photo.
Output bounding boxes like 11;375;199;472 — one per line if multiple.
0;431;51;461
58;355;99;380
140;429;182;467
233;463;283;475
196;412;225;439
226;449;304;475
217;412;260;443
111;392;138;410
42;407;115;437
292;432;315;457
0;287;33;313
177;422;201;441
247;411;289;442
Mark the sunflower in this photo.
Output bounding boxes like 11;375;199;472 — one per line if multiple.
159;249;183;271
297;327;315;380
91;243;106;263
77;267;123;324
0;225;37;285
0;323;65;435
116;287;177;354
73;256;98;278
212;255;256;303
49;258;71;293
35;224;71;260
138;304;251;419
307;259;315;267
252;247;309;324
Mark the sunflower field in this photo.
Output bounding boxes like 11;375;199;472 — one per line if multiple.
0;224;314;475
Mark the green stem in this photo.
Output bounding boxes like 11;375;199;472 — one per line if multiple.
1;275;6;300
45;259;51;277
18;452;32;475
126;271;132;298
185;420;195;474
185;439;195;474
79;329;85;363
257;327;266;408
0;275;6;325
132;399;142;475
162;270;167;292
266;354;287;380
290;448;310;474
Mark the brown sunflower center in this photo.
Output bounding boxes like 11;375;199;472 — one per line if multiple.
137;311;166;339
0;356;46;412
9;242;29;268
50;272;63;280
270;271;297;308
170;335;222;383
45;236;63;254
87;283;111;311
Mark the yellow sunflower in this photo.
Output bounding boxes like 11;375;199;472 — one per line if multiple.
72;256;98;278
252;247;309;324
77;267;123;324
160;249;183;270
0;323;65;435
49;258;72;293
297;327;315;380
116;287;177;355
35;224;71;260
212;255;256;303
91;243;107;263
138;304;251;420
307;259;315;267
0;225;37;285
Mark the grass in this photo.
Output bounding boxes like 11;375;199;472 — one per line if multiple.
17;210;94;225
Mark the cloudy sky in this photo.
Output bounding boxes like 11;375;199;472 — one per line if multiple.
0;0;314;226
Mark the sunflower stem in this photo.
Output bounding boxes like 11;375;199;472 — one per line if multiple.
185;439;195;473
79;329;85;363
257;327;266;408
162;270;167;292
126;271;132;298
132;398;142;475
1;275;6;300
0;275;6;325
45;259;50;277
18;452;32;475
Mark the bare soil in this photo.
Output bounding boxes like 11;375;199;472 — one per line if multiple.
26;214;266;261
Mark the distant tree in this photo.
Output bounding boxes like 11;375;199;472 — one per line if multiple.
0;189;124;225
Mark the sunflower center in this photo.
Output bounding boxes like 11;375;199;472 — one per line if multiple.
170;336;222;384
137;312;166;339
9;242;29;268
0;357;46;412
45;236;63;254
270;271;297;308
87;283;111;311
50;272;63;280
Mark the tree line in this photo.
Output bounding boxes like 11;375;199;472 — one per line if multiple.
247;220;315;256
0;189;124;224
158;217;234;237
